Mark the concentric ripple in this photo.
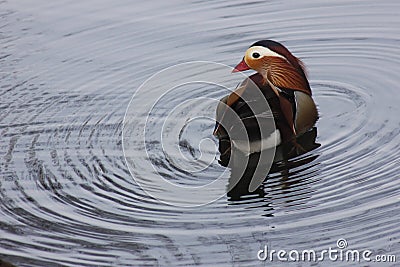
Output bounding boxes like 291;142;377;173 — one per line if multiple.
1;0;400;266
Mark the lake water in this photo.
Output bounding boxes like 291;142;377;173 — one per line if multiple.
1;0;399;266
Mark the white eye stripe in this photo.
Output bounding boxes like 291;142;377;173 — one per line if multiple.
247;46;286;60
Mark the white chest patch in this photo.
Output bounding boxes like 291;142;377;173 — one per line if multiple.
231;129;281;155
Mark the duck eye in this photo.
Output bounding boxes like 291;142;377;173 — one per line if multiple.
252;52;260;58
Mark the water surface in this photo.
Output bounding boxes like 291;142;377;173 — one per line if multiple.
1;0;399;266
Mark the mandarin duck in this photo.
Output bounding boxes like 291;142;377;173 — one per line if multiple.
214;40;318;156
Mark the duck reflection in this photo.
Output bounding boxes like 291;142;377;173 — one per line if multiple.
217;127;320;218
222;127;320;201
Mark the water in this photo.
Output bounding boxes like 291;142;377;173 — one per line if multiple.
1;0;400;266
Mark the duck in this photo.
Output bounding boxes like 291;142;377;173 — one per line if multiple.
214;40;318;156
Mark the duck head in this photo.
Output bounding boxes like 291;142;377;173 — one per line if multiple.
232;40;311;96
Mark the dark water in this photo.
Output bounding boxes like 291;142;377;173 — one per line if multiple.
1;0;400;266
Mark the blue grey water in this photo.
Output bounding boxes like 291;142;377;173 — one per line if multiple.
1;0;399;266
